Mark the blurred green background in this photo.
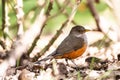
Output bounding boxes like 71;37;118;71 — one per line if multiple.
0;0;108;37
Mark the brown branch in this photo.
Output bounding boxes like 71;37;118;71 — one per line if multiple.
55;0;77;25
46;0;53;16
1;0;6;49
27;0;53;56
27;23;46;56
87;0;101;31
2;0;11;50
48;0;70;19
2;0;6;39
0;39;6;49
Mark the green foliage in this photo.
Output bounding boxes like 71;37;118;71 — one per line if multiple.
23;0;37;14
77;71;82;80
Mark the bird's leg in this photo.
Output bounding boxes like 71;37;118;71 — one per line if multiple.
65;59;78;67
65;59;70;66
70;59;78;67
65;59;80;70
70;59;80;70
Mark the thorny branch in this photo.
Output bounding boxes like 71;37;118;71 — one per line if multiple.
48;0;70;19
27;0;53;56
0;39;5;49
87;0;102;31
55;0;77;25
1;0;6;49
2;0;6;39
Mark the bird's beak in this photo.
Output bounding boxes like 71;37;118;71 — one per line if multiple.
85;29;91;32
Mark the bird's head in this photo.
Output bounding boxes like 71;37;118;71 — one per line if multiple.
70;25;90;34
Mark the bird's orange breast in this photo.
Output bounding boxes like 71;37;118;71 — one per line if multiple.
55;44;87;59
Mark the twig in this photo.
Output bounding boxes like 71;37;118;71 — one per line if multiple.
1;0;6;50
0;39;5;49
15;0;24;37
0;5;47;78
24;0;47;23
36;0;81;59
48;0;70;19
87;0;102;31
46;0;53;16
2;0;11;50
27;0;53;56
2;0;6;39
36;20;68;58
55;0;77;25
27;23;46;56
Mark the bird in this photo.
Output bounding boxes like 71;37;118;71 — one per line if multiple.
35;25;90;64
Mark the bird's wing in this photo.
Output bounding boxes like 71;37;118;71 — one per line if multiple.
35;35;85;64
52;35;84;56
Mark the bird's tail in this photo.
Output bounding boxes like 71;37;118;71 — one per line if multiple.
34;51;56;64
34;56;53;64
